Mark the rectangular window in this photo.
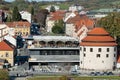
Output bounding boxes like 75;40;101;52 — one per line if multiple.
84;53;86;57
107;48;109;52
98;48;101;52
106;54;109;58
114;47;116;52
84;48;86;52
114;54;116;57
80;47;82;51
96;54;100;58
6;52;9;57
90;48;93;52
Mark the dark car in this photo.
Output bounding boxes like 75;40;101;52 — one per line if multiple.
107;72;113;75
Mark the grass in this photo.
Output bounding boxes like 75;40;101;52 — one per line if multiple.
27;75;120;80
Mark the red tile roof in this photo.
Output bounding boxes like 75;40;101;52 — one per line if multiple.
5;21;30;28
66;14;81;24
0;40;14;51
49;10;65;20
80;27;117;46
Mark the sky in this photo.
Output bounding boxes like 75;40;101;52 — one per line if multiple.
5;0;66;2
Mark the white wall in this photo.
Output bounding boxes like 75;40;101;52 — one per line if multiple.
80;46;117;71
65;23;75;36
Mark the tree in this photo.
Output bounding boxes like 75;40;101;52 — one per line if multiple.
98;12;120;40
50;5;56;12
98;12;120;47
52;19;65;34
12;6;21;21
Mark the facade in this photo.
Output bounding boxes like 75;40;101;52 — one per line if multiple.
26;36;80;72
6;21;30;36
46;10;65;33
80;27;117;71
20;11;31;23
0;40;15;66
46;5;60;12
0;24;9;42
69;4;84;12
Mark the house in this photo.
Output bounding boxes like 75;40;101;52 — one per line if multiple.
80;27;117;71
69;4;84;12
46;10;65;32
45;5;60;12
20;11;31;23
73;15;94;42
6;21;31;36
0;40;15;66
65;14;81;36
0;24;9;42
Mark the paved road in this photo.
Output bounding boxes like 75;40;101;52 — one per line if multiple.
10;76;27;80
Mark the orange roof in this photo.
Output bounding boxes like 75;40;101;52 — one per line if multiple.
80;27;117;46
66;15;81;24
74;16;94;30
6;21;30;28
0;40;14;51
49;10;65;20
88;27;109;35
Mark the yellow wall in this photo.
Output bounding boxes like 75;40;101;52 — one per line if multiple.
15;27;30;36
0;51;14;66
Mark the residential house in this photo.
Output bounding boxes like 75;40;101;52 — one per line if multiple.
45;5;60;12
20;11;31;23
6;21;31;36
69;4;84;12
73;15;94;42
0;40;15;66
46;10;65;33
0;24;9;42
65;14;81;36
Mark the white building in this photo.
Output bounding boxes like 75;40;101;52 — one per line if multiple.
46;5;60;12
69;4;83;12
80;27;117;71
20;11;31;23
0;24;9;41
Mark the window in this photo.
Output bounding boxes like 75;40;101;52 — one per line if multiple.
106;54;109;58
102;61;104;63
98;48;101;52
114;47;116;52
84;48;86;52
84;53;86;57
96;54;100;58
114;54;116;57
90;48;93;52
107;48;109;52
6;52;9;57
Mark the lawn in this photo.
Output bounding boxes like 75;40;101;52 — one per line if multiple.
27;75;120;80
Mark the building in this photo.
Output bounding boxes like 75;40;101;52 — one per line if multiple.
0;40;15;66
6;21;31;36
45;5;60;12
20;11;31;23
73;15;94;42
46;10;65;33
26;36;80;72
80;27;117;71
69;4;84;12
0;24;9;41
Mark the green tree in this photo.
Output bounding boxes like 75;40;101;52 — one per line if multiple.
52;19;65;34
98;12;120;40
98;12;120;47
50;5;56;12
12;6;21;21
31;6;34;16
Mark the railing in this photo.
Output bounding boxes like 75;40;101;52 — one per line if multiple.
29;55;79;62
